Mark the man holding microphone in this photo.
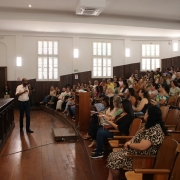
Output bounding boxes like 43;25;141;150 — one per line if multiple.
15;78;34;133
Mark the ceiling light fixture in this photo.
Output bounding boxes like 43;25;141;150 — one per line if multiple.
29;5;32;8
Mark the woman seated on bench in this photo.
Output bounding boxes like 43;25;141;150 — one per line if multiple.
151;83;169;106
133;88;150;117
83;96;111;141
106;105;166;180
90;99;134;158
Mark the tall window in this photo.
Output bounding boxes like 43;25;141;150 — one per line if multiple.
141;44;160;71
38;41;58;80
92;42;112;78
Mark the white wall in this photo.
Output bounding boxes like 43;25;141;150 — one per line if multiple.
0;42;7;66
0;33;180;81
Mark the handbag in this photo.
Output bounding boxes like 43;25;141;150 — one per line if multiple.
103;124;114;130
103;112;127;130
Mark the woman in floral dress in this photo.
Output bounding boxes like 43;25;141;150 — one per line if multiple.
106;105;166;180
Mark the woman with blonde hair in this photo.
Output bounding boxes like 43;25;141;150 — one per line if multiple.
106;87;115;97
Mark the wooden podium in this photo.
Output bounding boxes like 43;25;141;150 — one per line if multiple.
0;98;14;152
75;92;90;131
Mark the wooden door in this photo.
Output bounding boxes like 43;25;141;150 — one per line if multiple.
0;67;7;98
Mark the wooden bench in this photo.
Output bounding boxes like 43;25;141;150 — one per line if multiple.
125;138;178;180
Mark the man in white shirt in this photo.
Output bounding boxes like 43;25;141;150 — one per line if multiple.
16;78;33;133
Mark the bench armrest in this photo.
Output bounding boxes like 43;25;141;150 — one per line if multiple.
134;169;170;174
112;136;134;139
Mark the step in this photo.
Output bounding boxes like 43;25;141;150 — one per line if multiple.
52;127;77;142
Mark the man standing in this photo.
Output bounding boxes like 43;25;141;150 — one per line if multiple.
15;78;34;133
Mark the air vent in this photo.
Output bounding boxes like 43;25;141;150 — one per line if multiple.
76;0;106;16
78;8;99;16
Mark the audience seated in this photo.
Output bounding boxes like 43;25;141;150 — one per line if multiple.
56;87;71;111
90;99;134;158
169;80;180;96
151;83;169;106
40;65;180;180
133;89;150;117
40;86;56;105
127;88;137;107
106;106;166;180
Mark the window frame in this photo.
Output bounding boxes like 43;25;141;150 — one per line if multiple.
37;40;59;81
92;40;113;78
141;43;161;71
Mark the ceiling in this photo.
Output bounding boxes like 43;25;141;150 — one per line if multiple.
0;0;180;37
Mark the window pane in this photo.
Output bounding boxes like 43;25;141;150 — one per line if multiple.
54;58;58;67
97;59;101;66
142;44;146;51
98;43;101;55
156;59;160;68
54;42;58;55
103;67;106;76
151;44;155;56
107;59;111;66
152;59;155;70
44;74;47;79
49;41;52;55
93;41;112;77
38;58;42;64
49;72;52;79
156;45;159;56
103;58;106;66
146;45;150;56
54;71;58;79
142;59;146;65
93;68;97;76
146;59;150;70
107;43;111;56
93;58;97;66
107;67;111;76
38;72;42;79
43;41;47;54
38;41;58;80
107;50;111;56
38;41;42;48
103;43;106;56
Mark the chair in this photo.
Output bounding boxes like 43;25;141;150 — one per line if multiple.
160;106;169;122
108;118;142;150
167;113;180;142
125;138;178;180
176;96;180;109
168;152;180;180
164;109;180;130
167;96;178;106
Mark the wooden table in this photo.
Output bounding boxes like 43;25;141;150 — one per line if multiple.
0;98;14;152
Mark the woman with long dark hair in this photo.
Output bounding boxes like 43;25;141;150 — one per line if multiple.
90;99;134;158
128;88;137;107
133;88;150;117
151;83;169;106
106;106;166;180
119;83;128;97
